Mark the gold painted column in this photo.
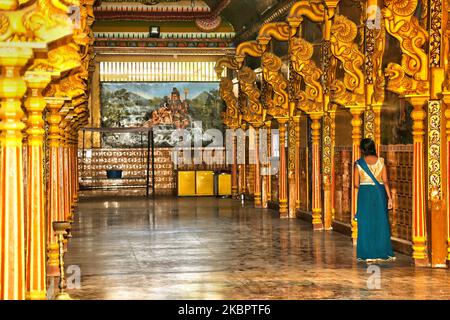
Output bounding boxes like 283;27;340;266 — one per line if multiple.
59;107;71;222
373;104;382;155
253;127;262;207
0;47;33;300
446;102;450;261
293;116;301;210
408;95;429;266
323;112;335;230
238;123;247;196
350;107;364;243
45;97;65;277
71;115;80;215
24;72;51;300
278;119;288;217
266;121;272;203
231;128;239;198
288;118;297;218
261;120;272;208
310;113;323;230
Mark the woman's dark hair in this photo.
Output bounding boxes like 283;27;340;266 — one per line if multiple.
360;138;377;157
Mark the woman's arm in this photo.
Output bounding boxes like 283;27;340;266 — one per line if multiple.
354;165;360;189
382;165;393;209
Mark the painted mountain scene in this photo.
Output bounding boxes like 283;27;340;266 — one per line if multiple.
100;82;224;147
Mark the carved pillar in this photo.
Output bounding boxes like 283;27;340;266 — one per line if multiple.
24;73;51;300
288;118;297;218
68;113;77;220
310;113;323;230
0;47;33;300
59;108;70;222
323;112;334;230
350;107;364;243
266;121;272;203
278;119;288;217
294;115;301;210
330;110;337;227
253;127;262;207
408;96;429;266
364;107;375;141
238;123;247;196
71;116;80;212
261;121;272;208
428;99;447;268
91;60;101;148
231;128;239;198
45;97;65;277
446;102;450;261
371;104;382;154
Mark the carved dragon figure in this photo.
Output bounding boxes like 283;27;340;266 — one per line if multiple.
262;52;289;119
0;0;77;42
384;62;429;95
257;22;290;49
290;37;323;104
330;79;365;106
382;0;429;81
330;15;365;96
214;56;240;78
238;66;265;127
220;78;240;129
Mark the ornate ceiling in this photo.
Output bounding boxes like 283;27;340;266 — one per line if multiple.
92;0;292;52
94;0;286;35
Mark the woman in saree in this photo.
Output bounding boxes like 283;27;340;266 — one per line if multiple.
354;138;396;263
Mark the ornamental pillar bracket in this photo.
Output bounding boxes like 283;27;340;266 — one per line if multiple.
290;36;324;114
329;15;366;107
382;0;430;96
220;78;241;129
256;22;291;52
287;0;340;26
214;56;240;79
238;66;266;128
235;40;264;68
262;52;290;120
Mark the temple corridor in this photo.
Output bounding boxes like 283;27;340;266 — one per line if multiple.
65;197;450;300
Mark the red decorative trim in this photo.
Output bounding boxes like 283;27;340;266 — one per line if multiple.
95;0;231;21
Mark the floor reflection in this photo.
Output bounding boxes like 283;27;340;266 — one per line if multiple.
65;197;450;300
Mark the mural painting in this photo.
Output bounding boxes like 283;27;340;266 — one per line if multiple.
100;82;224;147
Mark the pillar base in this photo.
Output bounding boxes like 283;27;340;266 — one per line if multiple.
26;290;47;300
313;223;324;231
414;258;430;268
254;196;262;208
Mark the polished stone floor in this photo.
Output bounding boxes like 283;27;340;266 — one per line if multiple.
65;197;450;300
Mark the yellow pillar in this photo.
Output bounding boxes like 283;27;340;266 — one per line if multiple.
45;97;65;277
0;47;33;300
446;103;450;261
350;107;364;243
253;127;262;208
278;118;288;217
373;104;382;155
239;123;247;196
70;115;80;216
231;128;239;198
266;121;272;204
294;116;301;210
323;112;335;230
288;118;296;218
310;113;323;230
24;72;51;300
408;95;429;266
59;107;71;222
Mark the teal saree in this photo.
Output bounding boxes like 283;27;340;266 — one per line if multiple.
355;158;395;262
